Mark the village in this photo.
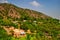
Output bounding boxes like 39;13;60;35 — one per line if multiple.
2;25;32;38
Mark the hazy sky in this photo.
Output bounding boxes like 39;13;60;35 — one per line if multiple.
0;0;60;19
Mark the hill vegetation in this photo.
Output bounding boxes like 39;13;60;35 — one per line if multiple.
0;3;60;40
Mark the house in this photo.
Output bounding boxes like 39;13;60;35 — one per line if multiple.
13;29;26;38
23;20;27;22
20;29;26;37
33;21;37;23
27;29;31;34
3;26;14;35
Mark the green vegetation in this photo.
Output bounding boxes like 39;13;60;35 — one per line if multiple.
0;3;60;40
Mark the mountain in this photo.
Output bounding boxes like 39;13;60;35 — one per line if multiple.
0;3;51;19
0;3;60;40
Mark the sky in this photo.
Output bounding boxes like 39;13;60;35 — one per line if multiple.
0;0;60;19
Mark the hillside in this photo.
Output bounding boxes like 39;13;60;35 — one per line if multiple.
0;3;60;40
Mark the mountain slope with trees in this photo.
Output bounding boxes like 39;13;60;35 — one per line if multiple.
0;3;60;40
